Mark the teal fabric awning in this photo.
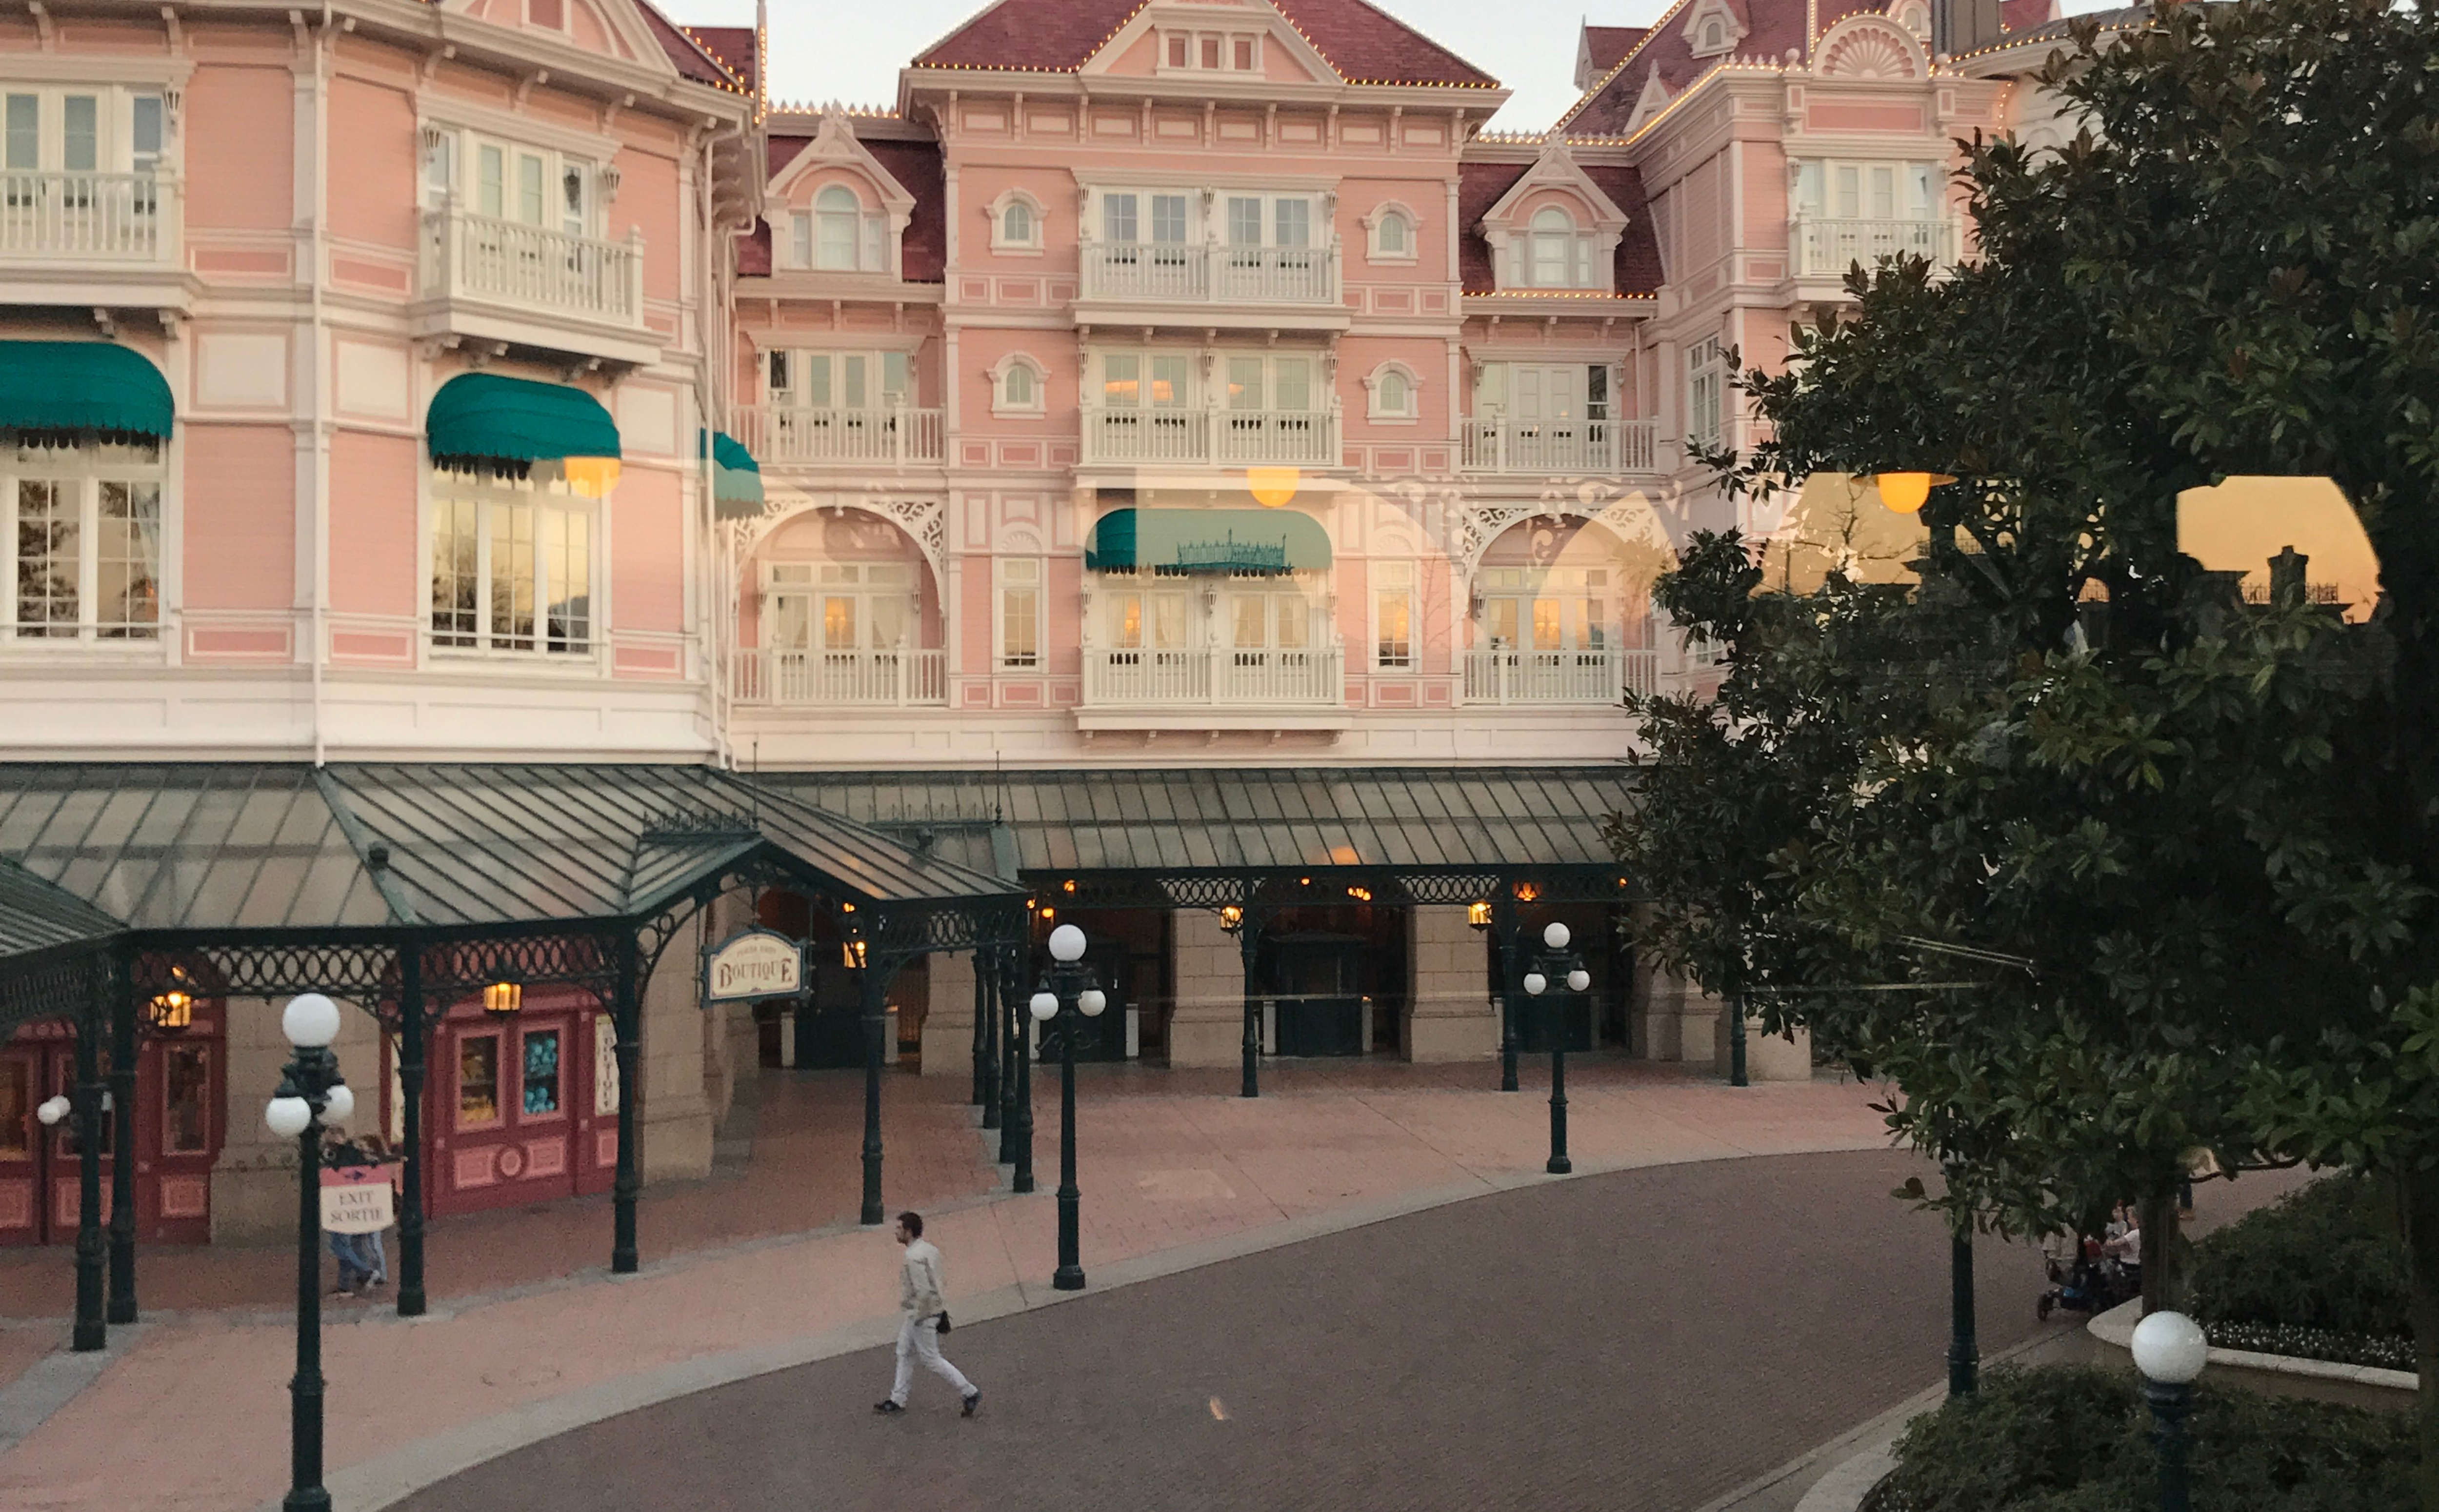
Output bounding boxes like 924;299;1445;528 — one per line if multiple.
1084;508;1332;575
702;429;764;519
0;341;174;438
427;374;620;465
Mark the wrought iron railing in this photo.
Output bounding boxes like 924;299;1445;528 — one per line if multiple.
730;405;945;465
0;171;173;261
421;201;644;325
1460;418;1659;475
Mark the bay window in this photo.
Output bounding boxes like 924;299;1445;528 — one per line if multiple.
5;433;160;643
429;465;595;657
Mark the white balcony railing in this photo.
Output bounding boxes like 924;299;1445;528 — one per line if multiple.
732;647;947;706
1461;418;1659;475
1791;217;1959;279
421;201;644;326
730;405;945;466
1462;648;1658;706
1083;645;1344;707
1081;406;1340;468
0;171;175;262
1080;240;1341;305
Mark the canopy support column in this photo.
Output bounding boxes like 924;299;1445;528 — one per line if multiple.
1495;888;1521;1093
978;951;1000;1130
611;928;642;1273
72;982;107;1352
859;953;886;1226
105;950;137;1325
1238;910;1264;1099
395;946;430;1317
970;949;988;1110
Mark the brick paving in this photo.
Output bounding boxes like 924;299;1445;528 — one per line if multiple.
0;1061;1949;1512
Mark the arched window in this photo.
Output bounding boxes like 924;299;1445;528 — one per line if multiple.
1530;208;1578;287
1002;201;1033;244
1702;20;1725;49
1003;364;1036;407
1378;212;1409;256
1378;370;1409;413
816;186;862;271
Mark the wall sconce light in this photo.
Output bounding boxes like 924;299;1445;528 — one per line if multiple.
1347;887;1373;903
1466;900;1493;930
1218;905;1245;935
482;979;523;1017
1513;881;1541;903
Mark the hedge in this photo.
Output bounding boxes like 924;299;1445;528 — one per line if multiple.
2185;1174;2411;1368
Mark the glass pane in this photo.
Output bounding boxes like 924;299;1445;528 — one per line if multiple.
870;594;907;649
1487;598;1518;648
518;153;545;224
1275;597;1308;648
488;500;536;650
478;145;504;218
1102;193;1137;243
521;1029;561;1116
1228;198;1260;246
1231;595;1265;647
822;594;856;649
1150;356;1188;407
1378;590;1411;664
1796;161;1822;215
16;478;78;637
1871;165;1896;220
132;97;162;162
560;160;586;233
1273;359;1311;412
804;355;831;408
431;495;479;647
3;96;34;172
1153;594;1186;649
544;507;588;654
98;481;160;637
163;1045;209;1154
63;96;96;172
771;594;812;649
1227;358;1262;411
1581;598;1608;649
883;352;910;402
1275;199;1310;249
0;1060;26;1157
1152;194;1187;244
843;355;867;409
1835;165;1860;219
1532;598;1561;650
1001;587;1038;664
458;1035;500;1126
1102;354;1139;407
1111;593;1142;648
818;209;857;269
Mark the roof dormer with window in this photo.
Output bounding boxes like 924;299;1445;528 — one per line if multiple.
1679;0;1749;60
1477;141;1631;296
767;110;919;282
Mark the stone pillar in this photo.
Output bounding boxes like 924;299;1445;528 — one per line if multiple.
640;912;715;1184
1166;908;1243;1068
919;950;977;1077
1721;1014;1814;1082
1404;905;1497;1061
1635;962;1812;1080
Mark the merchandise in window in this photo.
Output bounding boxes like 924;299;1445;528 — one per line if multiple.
428;465;596;658
998;558;1041;669
1374;562;1414;669
5;433;162;643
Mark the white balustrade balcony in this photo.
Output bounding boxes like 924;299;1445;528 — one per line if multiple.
1081;406;1340;468
1462;648;1658;706
730;404;945;467
1791;217;1959;280
1461;418;1659;475
1082;644;1344;709
0;171;176;263
1080;239;1341;307
732;647;946;707
414;199;657;366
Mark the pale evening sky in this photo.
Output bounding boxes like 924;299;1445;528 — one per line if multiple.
677;0;2123;135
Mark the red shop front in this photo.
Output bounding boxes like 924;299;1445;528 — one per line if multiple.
400;985;620;1217
0;1001;228;1247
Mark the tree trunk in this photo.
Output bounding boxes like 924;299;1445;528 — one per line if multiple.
2139;1187;2182;1315
2402;1165;2439;1512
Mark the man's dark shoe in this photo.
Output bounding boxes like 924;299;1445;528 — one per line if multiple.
873;1400;904;1414
961;1391;981;1418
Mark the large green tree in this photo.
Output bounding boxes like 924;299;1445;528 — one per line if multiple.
1613;0;2439;1489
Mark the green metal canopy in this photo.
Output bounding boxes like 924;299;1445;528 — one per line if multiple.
427;374;620;466
1085;508;1332;575
702;429;764;519
0;341;174;438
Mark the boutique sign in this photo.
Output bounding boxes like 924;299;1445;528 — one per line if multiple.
702;928;806;1003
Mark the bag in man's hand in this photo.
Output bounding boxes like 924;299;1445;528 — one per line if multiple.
934;1312;952;1334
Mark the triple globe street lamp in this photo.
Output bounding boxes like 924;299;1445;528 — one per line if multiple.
1028;923;1104;1292
262;993;351;1512
1520;921;1590;1176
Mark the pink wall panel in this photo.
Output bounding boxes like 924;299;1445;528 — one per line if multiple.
1420;557;1453;671
614;151;682;303
327;431;419;617
328;76;416;251
1682;156;1725;269
185;65;294;232
961;553;993;673
611;467;683;635
1741;141;1787;250
183;425;296;611
1045;555;1081;676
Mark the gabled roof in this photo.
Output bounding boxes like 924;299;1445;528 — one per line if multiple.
914;0;1498;87
1456;158;1663;297
1578;24;1649;90
746;117;947;283
687;23;759;94
1563;0;1886;138
632;0;753;93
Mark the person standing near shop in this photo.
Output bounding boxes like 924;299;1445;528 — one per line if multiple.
875;1211;980;1417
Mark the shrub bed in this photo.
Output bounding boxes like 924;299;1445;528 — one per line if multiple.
1865;1365;2412;1512
2186;1174;2412;1370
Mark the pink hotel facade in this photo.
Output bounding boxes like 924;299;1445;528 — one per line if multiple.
0;0;2100;1241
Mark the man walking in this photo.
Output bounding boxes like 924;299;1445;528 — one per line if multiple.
876;1211;980;1417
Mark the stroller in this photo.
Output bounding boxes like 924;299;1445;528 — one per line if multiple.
2036;1232;2139;1321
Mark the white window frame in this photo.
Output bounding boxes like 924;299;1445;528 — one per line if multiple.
1791;159;1941;223
1362;201;1418;265
0;86;167;179
989;353;1048;418
799;182;893;275
765;348;914;411
1371;559;1415;670
1686;337;1726;453
1476;564;1616;654
1518;206;1599;289
424;125;602;241
1158;29;1263;73
1473;362;1613;423
1362;362;1421;423
1093;347;1198;411
2;432;164;648
985;189;1044;255
762;559;920;654
426;464;602;664
995;556;1043;670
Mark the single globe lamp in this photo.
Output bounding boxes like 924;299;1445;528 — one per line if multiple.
1872;471;1956;515
2130;1310;2210;1385
1523;971;1548;996
1543;922;1571;950
281;993;342;1049
1567;968;1592;993
319;1083;356;1127
1030;991;1059;1023
1048;923;1087;962
265;1095;314;1138
1078;988;1107;1017
36;1094;69;1126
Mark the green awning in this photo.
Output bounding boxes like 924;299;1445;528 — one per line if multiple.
1085;508;1332;575
426;374;620;465
0;341;174;438
702;429;764;519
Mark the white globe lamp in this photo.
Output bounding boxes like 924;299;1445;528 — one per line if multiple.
1543;922;1571;950
1523;971;1548;996
1048;924;1087;962
2131;1310;2209;1385
1567;968;1591;993
319;1083;356;1127
36;1094;69;1127
264;1095;314;1138
281;993;342;1049
1030;991;1059;1023
1078;988;1107;1017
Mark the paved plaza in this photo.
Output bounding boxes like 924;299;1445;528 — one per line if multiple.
0;1061;2297;1512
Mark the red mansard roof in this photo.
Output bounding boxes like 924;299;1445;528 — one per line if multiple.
687;24;759;94
633;0;751;92
1563;0;1886;137
1581;24;1648;83
914;0;1497;87
1456;159;1663;298
738;124;947;284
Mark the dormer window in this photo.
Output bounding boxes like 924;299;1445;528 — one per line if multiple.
793;184;892;274
1702;20;1725;49
1522;207;1604;289
1162;30;1262;72
1682;0;1746;58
